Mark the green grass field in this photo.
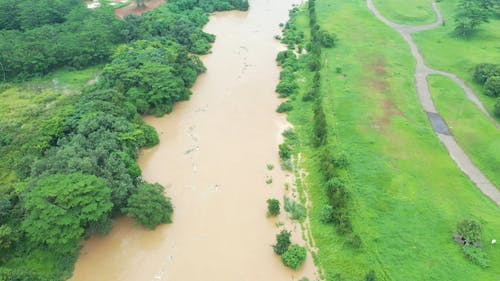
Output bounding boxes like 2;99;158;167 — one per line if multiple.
287;1;500;280
428;74;500;190
411;0;500;119
373;0;435;25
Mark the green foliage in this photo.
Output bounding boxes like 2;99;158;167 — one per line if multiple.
266;163;274;170
273;230;291;255
462;244;489;268
317;30;337;48
0;268;57;281
320;205;334;223
495;97;500;117
283;196;306;222
281;244;307;269
22;173;113;253
0;4;123;79
125;183;174;229
0;224;17;250
472;63;499;84
454;0;490;37
457;219;483;244
277;101;293;113
279;143;292;160
364;270;377;281
483;76;500;97
267;198;280;217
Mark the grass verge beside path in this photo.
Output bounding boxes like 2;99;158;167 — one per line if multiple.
372;0;435;25
429;74;500;190
287;0;500;280
411;0;500;119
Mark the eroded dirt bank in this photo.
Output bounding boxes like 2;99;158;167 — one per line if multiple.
70;0;318;280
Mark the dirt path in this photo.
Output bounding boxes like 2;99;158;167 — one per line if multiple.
366;0;500;206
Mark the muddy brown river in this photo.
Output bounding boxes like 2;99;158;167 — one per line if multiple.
70;0;319;280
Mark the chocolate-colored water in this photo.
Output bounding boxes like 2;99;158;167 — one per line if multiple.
70;0;318;280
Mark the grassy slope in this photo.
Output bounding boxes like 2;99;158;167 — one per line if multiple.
373;0;435;25
412;0;500;119
288;1;500;280
0;66;101;190
428;74;500;191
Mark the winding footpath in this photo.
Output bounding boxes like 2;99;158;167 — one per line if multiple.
367;0;500;206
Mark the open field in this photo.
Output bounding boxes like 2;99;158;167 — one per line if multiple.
286;0;500;280
373;0;435;25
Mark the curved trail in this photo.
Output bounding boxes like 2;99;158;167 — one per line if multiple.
367;0;500;206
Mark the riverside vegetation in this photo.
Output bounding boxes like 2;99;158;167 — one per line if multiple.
277;0;500;280
0;0;248;280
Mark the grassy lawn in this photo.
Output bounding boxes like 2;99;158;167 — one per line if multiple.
411;0;500;120
0;66;101;191
287;1;500;280
373;0;436;25
428;74;500;190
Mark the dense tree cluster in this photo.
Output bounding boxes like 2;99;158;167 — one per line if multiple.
0;0;249;279
472;63;500;117
0;3;124;79
454;0;499;36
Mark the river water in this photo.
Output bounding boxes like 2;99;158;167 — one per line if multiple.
70;0;318;280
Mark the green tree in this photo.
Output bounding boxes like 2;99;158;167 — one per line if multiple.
454;0;490;37
281;244;307;269
484;76;500;97
273;229;291;255
267;198;280;217
124;182;173;229
22;173;113;253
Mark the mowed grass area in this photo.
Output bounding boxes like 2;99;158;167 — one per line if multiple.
429;74;500;190
0;66;101;191
411;0;500;119
287;1;500;280
373;0;435;25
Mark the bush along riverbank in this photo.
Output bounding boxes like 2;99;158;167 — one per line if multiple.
0;0;249;280
274;0;364;277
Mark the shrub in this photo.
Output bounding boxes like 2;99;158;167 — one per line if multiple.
473;63;499;84
267;198;280;217
320;205;334;223
364;270;377;281
462;244;489;268
282;244;307;269
494;98;500;117
318;30;337;48
284;196;307;221
276;101;293;113
276;50;296;66
457;219;482;244
273;230;292;255
484;76;500;97
279;143;292;160
347;234;362;249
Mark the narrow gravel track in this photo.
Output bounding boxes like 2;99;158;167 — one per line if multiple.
367;0;500;206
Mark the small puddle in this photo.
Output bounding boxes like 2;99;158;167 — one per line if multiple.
70;0;318;280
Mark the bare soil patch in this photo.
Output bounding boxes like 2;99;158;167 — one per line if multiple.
115;0;166;18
